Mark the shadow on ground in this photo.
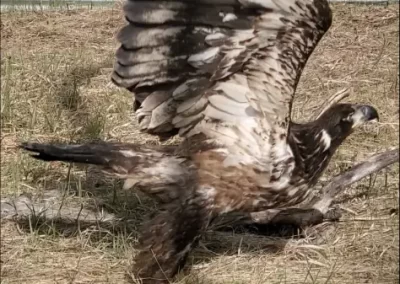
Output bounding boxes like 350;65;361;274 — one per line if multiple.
1;165;324;247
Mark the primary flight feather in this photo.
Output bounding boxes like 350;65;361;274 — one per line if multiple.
21;0;379;283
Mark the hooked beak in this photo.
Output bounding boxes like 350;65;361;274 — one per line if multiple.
351;105;379;128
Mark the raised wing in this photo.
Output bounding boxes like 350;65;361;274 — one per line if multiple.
112;0;332;162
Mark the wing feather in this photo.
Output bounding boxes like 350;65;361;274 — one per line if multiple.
112;0;332;163
208;94;250;117
123;1;254;29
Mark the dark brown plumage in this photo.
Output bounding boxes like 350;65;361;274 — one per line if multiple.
21;0;380;283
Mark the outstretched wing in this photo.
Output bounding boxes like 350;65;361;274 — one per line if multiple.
112;0;332;162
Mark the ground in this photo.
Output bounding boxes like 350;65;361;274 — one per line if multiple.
1;4;399;284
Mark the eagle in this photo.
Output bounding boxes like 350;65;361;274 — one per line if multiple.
21;0;379;283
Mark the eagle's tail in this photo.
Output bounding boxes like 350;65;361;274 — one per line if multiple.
20;142;123;165
20;142;190;201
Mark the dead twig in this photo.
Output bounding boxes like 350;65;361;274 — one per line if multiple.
313;88;350;120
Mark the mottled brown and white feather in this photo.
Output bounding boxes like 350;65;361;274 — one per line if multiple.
112;0;332;170
21;1;385;283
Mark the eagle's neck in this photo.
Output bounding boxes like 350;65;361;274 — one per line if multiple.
288;123;344;186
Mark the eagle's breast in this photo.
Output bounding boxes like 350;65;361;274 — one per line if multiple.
192;148;311;214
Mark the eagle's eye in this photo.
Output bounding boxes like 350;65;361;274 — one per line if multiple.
341;112;354;122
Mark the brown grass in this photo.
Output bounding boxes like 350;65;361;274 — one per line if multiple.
1;4;399;284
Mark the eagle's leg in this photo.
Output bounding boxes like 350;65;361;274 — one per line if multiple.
132;198;211;284
215;206;342;232
249;206;342;228
323;205;343;221
213;207;341;240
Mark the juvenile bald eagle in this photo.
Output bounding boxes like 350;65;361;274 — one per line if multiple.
21;0;379;283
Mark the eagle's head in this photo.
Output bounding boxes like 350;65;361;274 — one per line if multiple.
289;103;379;185
317;103;379;148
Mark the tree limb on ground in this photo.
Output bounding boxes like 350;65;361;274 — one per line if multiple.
312;147;399;214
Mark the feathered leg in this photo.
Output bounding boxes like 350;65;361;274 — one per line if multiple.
133;199;211;284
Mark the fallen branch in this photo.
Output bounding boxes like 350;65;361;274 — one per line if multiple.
0;190;122;235
312;148;399;214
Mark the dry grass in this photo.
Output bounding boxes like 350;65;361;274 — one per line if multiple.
1;4;399;284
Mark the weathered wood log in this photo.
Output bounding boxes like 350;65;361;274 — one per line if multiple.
312;148;399;214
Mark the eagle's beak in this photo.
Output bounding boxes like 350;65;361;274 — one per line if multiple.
351;105;379;128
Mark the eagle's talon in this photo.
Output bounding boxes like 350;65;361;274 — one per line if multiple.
302;222;338;244
323;205;342;221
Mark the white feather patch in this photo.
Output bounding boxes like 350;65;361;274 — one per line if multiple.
198;186;217;200
208;94;249;116
222;13;238;22
120;150;138;157
205;33;227;45
123;178;138;190
320;130;331;151
351;109;367;128
188;47;220;68
215;82;249;103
